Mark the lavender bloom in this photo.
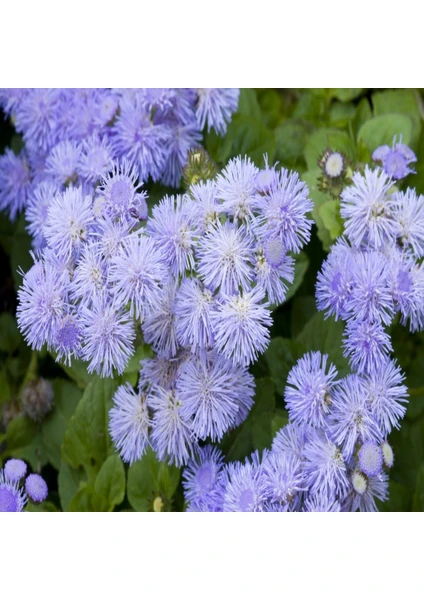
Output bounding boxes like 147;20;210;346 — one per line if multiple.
342;319;393;375
112;95;170;181
147;195;199;277
183;445;225;512
78;135;114;184
316;239;355;321
215;156;260;224
258;168;313;253
211;289;272;367
53;312;82;366
222;451;266;512
272;422;312;460
303;432;350;498
14;88;62;152
176;350;245;441
139;354;186;392
0;149;32;220
17;257;68;351
358;440;383;477
161;122;202;187
261;451;305;507
340;166;397;249
25;473;48;503
4;459;27;482
388;250;424;332
93;217;130;259
0;472;27;512
70;246;107;304
109;233;168;320
44;186;95;260
303;494;341;512
45;139;80;187
142;281;178;359
328;375;382;460
196;221;255;295
285;352;338;428
392;188;424;257
80;298;135;377
344;472;388;512
189;180;221;233
109;383;151;464
364;359;408;436
148;386;195;467
255;249;295;305
231;366;255;427
96;160;147;224
25;180;58;249
346;250;394;325
174;278;215;351
373;138;417;180
195;88;239;135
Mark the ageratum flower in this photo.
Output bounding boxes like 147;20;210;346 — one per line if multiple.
340;166;397;249
222;451;266;512
142;281;179;359
0;149;32;220
373;138;417;180
392;188;424;257
25;180;59;250
25;474;48;503
174;278;215;352
44;186;95;260
285;352;338;428
4;459;27;483
80;297;135;377
196;220;255;295
183;445;225;512
303;432;350;498
316;239;355;321
0;472;27;512
195;88;239;135
210;288;272;367
215;156;260;224
257;168;313;253
148;386;195;467
342;319;393;375
147;194;199;277
45;139;80;187
109;383;151;464
176;350;245;441
109;233;168;320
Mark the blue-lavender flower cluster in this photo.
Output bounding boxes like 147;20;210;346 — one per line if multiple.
182;350;401;512
0;459;48;511
107;157;313;466
0;88;239;226
316;166;424;374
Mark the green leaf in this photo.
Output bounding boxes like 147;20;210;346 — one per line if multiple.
271;409;289;438
10;214;33;291
328;102;356;128
58;461;85;512
372;89;421;145
69;482;96;512
227;114;275;165
296;312;350;376
127;449;180;512
0;313;21;354
318;199;343;240
93;454;126;511
237;88;262;121
62;377;119;472
2;415;48;470
124;343;153;374
264;337;306;396
274;120;309;165
302;169;333;250
41;379;82;470
304;129;355;171
330;88;364;102
26;501;59;512
223;378;276;462
54;356;95;389
284;251;310;304
352;97;373;139
357;114;413;153
412;464;424;511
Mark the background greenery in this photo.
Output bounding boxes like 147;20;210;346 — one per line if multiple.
1;88;424;511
